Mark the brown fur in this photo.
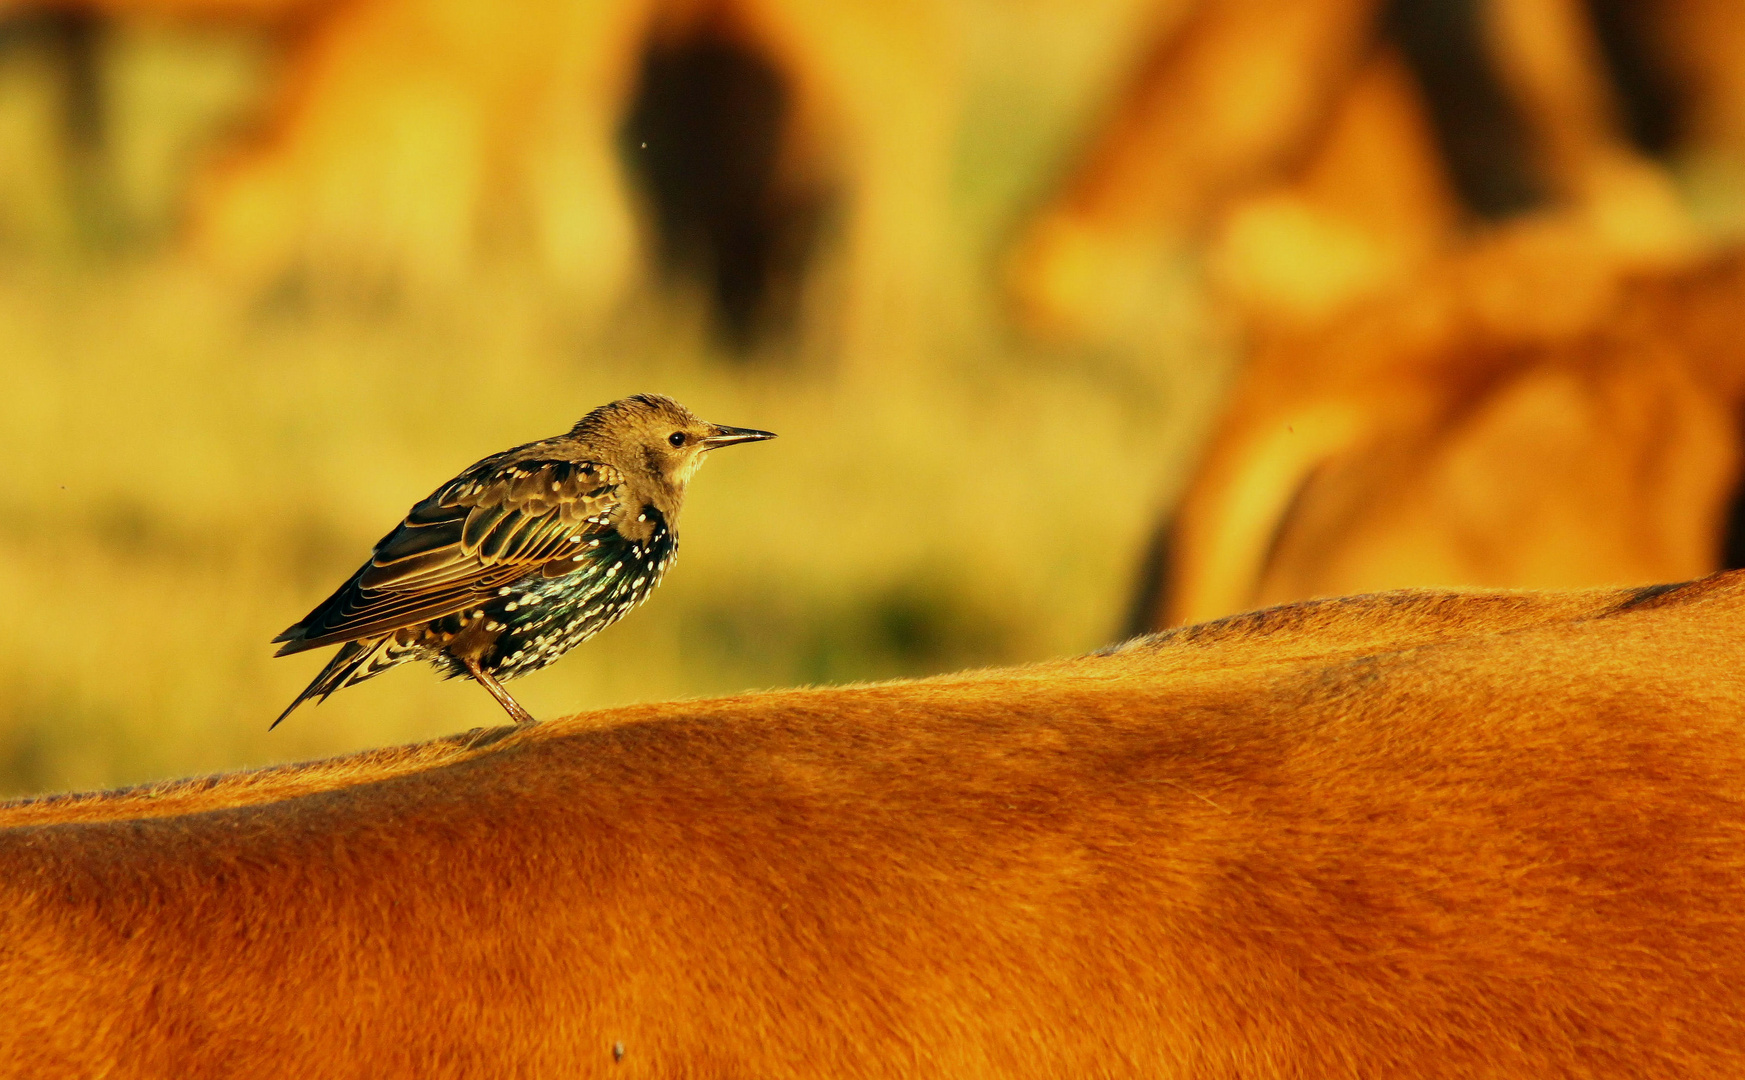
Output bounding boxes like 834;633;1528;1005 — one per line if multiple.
9;573;1745;1077
20;0;960;363
1154;242;1745;627
1006;0;1695;335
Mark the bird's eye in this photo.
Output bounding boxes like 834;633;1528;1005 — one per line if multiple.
668;432;687;447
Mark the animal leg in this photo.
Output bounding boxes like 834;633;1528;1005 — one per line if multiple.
462;656;537;725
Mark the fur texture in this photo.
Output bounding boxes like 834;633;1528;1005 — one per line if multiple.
7;574;1745;1076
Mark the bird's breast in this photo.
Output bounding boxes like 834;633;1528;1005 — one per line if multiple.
612;501;665;545
465;505;679;680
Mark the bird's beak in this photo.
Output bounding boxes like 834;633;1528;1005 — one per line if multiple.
701;424;777;450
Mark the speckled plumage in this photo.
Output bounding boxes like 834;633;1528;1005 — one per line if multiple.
272;394;774;727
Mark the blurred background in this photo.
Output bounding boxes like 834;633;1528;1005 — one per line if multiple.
0;0;1742;796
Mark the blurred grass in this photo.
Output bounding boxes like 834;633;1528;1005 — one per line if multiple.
0;2;1236;796
0;260;1227;796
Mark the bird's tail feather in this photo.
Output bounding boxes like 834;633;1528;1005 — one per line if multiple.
271;636;410;729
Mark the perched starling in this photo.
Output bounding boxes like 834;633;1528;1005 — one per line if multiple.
272;394;774;728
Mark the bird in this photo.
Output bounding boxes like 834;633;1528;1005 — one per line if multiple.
271;394;775;728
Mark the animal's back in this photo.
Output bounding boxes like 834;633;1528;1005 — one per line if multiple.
5;575;1745;1078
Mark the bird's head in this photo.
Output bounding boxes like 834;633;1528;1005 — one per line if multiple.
571;394;775;513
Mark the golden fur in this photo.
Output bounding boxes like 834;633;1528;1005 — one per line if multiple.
1150;244;1745;628
1007;0;1698;335
33;0;960;364
8;573;1745;1076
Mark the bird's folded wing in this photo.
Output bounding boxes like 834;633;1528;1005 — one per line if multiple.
275;459;622;651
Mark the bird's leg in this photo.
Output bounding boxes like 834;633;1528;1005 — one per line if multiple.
461;656;537;725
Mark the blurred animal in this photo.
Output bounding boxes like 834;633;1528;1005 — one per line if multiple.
1138;242;1745;628
1650;0;1745;171
1006;0;1744;630
10;574;1745;1076
10;0;962;354
1008;0;1701;334
273;394;773;726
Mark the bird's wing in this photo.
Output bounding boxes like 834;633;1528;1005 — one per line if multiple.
274;458;623;652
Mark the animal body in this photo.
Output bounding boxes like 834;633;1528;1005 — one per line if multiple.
272;394;773;726
8;0;965;359
1139;243;1745;630
1007;0;1702;335
9;573;1745;1077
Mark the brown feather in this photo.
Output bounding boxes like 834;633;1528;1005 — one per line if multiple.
282;459;621;649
